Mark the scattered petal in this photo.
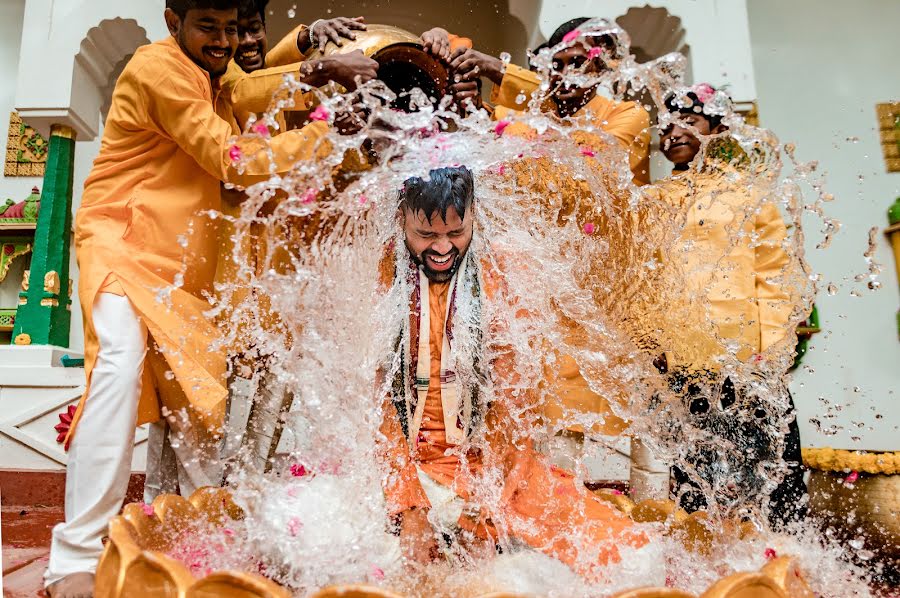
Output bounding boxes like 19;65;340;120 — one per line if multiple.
228;144;242;163
588;46;604;59
844;470;859;484
562;29;581;44
301;189;317;204
580;146;596;157
290;463;309;477
691;83;716;103
583;222;596;235
371;565;385;580
764;547;777;560
310;105;330;121
497;164;506;175
494;120;510;136
252;122;270;137
287;516;302;536
141;503;155;517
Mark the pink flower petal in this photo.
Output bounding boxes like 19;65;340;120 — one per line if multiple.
290;463;309;477
301;189;317;204
371;565;385;580
497;164;506;175
580;146;596;157
610;489;623;495
252;122;270;137
588;46;604;59
287;516;302;537
562;29;581;44
583;222;596;235
359;194;369;205
141;503;155;517
494;120;510;136
844;471;859;484
228;144;242;163
764;547;777;561
691;83;716;103
310;105;330;122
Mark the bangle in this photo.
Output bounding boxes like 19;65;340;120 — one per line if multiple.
308;19;322;48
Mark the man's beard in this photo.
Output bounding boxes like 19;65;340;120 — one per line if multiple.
408;244;462;283
178;30;231;78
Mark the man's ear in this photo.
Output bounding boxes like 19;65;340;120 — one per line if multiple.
164;8;181;37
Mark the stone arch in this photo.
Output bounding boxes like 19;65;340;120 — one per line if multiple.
72;18;151;133
616;4;692;82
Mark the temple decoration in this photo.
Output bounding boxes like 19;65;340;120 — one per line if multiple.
5;112;48;177
886;197;900;338
13;125;76;347
877;103;900;173
791;305;821;369
54;404;78;443
0;187;41;337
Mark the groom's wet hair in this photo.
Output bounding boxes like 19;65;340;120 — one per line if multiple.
399;166;474;224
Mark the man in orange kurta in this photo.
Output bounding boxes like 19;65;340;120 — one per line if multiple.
46;2;339;596
379;167;646;577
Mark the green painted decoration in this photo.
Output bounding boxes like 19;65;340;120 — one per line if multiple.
12;125;76;347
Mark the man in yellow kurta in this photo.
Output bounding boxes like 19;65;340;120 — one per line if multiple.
45;2;340;596
648;84;806;526
446;20;651;446
379;167;647;576
448;17;650;186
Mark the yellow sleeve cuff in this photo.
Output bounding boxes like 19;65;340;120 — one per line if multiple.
265;24;307;67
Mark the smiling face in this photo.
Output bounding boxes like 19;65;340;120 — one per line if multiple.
660;112;728;169
549;43;600;116
403;206;474;283
235;11;267;72
165;7;238;78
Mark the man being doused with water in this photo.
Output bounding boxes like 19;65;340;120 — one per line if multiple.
648;84;807;527
377;166;647;575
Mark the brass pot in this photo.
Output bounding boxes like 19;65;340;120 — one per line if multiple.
305;24;448;111
808;470;900;574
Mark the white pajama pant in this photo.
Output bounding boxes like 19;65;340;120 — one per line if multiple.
45;293;218;587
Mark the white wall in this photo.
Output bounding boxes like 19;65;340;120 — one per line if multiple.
748;1;900;452
0;0;41;203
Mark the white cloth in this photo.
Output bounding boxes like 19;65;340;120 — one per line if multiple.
628;438;671;501
415;466;465;533
45;293;147;587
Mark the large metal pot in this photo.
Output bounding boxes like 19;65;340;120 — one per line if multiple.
305;24;448;111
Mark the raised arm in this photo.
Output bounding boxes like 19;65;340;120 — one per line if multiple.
142;60;329;187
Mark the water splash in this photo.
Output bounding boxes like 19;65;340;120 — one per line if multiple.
157;17;883;597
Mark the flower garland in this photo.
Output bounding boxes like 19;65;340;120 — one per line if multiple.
802;447;900;475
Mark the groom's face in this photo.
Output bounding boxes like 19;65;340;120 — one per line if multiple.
402;206;473;282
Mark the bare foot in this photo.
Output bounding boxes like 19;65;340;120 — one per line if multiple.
46;572;95;598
